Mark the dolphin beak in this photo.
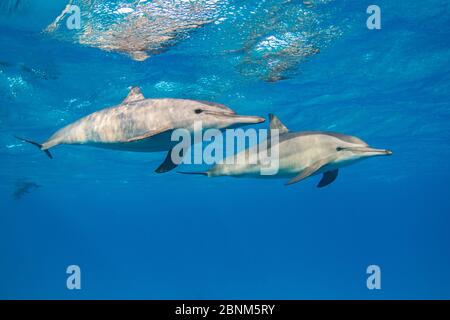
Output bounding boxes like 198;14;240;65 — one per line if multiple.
206;111;265;125
230;114;266;124
362;147;393;156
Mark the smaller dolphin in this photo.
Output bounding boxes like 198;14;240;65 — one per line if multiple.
13;181;40;200
15;87;265;173
180;114;392;187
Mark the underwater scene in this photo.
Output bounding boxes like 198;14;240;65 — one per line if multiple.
1;0;450;299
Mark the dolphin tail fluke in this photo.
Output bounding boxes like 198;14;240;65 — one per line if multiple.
14;136;53;159
177;171;208;176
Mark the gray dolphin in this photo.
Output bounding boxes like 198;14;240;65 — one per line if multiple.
180;114;392;187
13;181;40;200
15;87;265;173
46;0;219;61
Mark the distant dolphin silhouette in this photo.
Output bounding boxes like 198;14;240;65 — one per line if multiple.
0;0;23;15
13;182;40;200
180;114;392;187
15;87;264;173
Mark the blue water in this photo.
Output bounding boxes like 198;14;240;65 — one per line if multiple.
1;0;450;299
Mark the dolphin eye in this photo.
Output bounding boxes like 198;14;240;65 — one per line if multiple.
194;109;203;114
336;147;345;151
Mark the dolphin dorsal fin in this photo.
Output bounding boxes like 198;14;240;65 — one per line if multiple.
269;114;289;134
123;86;145;104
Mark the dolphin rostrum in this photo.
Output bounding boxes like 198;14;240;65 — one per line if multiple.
180;114;392;187
15;87;265;173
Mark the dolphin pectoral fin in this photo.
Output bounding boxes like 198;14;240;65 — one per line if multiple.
317;169;339;188
155;149;179;173
285;157;334;186
122;127;172;143
123;86;145;104
286;163;323;186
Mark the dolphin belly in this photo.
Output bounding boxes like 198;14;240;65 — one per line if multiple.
85;129;176;152
208;141;307;178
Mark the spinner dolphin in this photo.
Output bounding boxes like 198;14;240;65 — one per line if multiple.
180;114;392;187
16;87;265;173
